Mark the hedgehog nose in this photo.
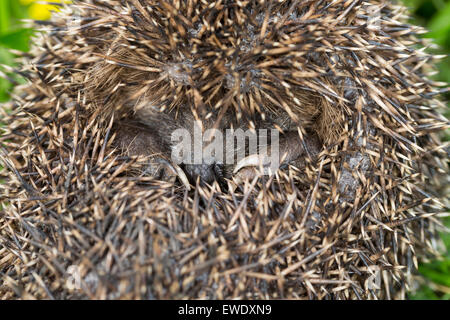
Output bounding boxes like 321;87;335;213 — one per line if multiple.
183;162;223;185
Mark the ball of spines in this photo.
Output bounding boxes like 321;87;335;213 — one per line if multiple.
0;0;448;300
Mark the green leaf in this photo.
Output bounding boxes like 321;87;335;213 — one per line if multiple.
10;0;29;20
0;46;15;102
0;0;11;35
0;28;33;51
426;2;450;47
410;285;440;300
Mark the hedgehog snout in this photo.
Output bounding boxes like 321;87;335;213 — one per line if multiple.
182;162;225;186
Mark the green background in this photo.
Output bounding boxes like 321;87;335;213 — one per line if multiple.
0;0;449;299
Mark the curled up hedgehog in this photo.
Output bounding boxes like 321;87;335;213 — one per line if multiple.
0;0;449;299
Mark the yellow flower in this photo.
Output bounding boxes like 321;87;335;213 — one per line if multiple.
20;1;70;21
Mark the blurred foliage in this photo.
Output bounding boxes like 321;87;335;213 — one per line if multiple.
403;0;450;106
0;0;30;101
0;0;449;299
409;222;450;300
0;1;65;101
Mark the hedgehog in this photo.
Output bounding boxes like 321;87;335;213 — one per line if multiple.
0;0;448;300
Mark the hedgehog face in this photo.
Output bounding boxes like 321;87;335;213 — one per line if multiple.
113;104;322;186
